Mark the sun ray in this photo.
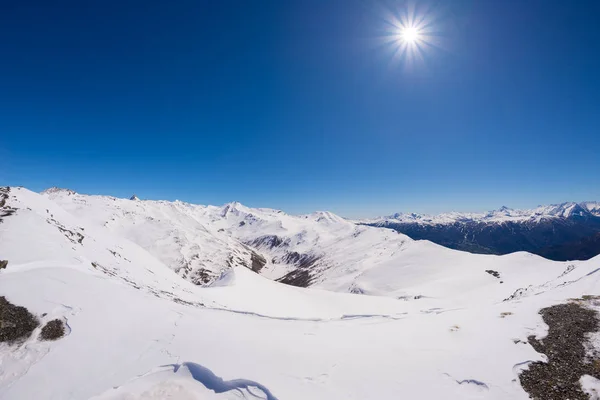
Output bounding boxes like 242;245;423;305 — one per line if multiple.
374;1;448;71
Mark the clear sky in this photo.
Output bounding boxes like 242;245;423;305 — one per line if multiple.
1;0;599;217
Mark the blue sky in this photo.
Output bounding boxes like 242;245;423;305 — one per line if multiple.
1;0;599;217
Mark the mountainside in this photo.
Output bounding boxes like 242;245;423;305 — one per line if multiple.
362;202;600;261
42;187;266;286
41;188;589;298
1;186;600;399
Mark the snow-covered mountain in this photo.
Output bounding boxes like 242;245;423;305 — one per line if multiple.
365;202;600;225
42;187;269;286
362;202;600;262
40;187;594;297
2;186;600;399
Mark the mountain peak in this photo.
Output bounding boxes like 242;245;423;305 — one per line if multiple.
41;187;76;196
220;201;248;217
309;211;346;224
541;202;591;218
130;194;140;201
582;201;600;216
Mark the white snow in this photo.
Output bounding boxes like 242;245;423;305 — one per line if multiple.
581;375;600;400
1;187;600;399
583;201;600;217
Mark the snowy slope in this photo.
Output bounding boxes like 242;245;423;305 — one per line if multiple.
2;187;600;399
43;188;410;290
42;188;267;286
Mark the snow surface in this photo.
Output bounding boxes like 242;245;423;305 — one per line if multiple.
1;187;600;399
581;375;600;400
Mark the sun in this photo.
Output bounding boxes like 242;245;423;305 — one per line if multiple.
401;26;420;43
375;2;445;70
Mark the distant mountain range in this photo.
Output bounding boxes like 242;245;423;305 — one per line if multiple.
361;202;600;261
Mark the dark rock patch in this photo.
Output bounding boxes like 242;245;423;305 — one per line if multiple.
247;235;289;250
277;268;314;288
485;269;500;279
0;296;39;343
0;187;7;208
276;254;321;288
40;319;65;340
250;252;267;273
172;298;204;307
276;251;316;266
503;287;529;302
0;208;17;219
47;218;85;244
519;302;600;400
189;268;217;285
0;186;17;222
0;260;7;270
349;285;365;294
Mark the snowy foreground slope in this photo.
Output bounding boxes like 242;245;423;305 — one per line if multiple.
1;187;600;399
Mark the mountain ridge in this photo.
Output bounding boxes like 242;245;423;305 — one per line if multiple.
41;187;599;223
40;187;600;264
363;202;600;261
366;201;600;225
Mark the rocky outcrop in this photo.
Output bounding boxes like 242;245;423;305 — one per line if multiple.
40;319;66;341
250;252;267;273
0;296;39;343
519;301;600;400
276;253;321;288
0;187;17;222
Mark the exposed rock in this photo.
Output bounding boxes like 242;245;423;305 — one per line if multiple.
250;252;267;273
0;260;7;270
46;217;85;244
277;268;314;288
276;253;321;288
519;302;600;400
485;269;500;279
40;319;66;341
247;235;289;250
189;268;218;286
0;296;39;343
42;187;76;196
0;186;17;222
0;187;8;208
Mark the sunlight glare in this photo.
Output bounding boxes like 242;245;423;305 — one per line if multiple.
401;26;420;43
375;2;445;71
